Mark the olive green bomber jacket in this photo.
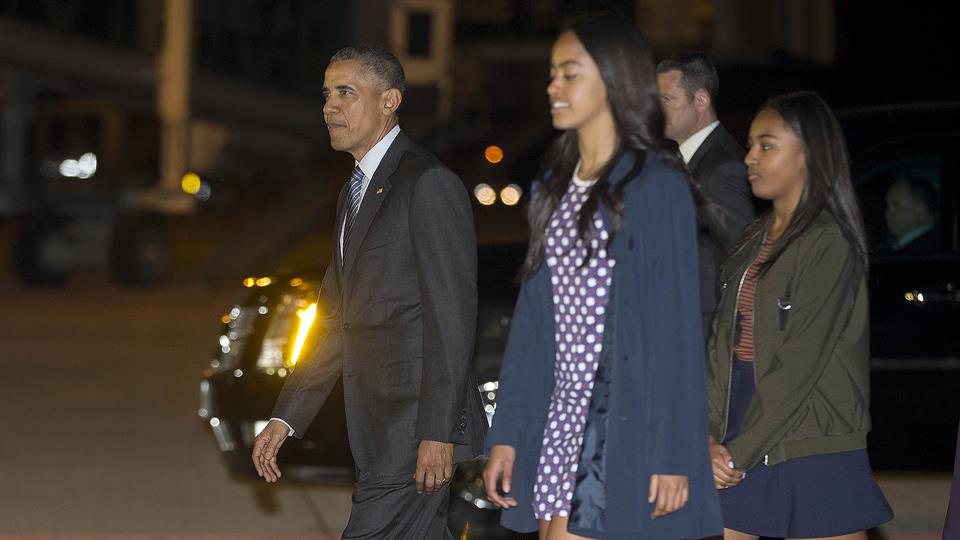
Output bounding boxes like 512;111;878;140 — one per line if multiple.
706;210;871;470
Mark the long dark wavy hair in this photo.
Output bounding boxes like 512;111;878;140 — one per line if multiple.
735;91;869;272
518;12;712;280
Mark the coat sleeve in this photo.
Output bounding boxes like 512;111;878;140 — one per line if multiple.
647;172;713;476
726;231;865;469
702;160;753;243
409;165;479;444
271;261;344;437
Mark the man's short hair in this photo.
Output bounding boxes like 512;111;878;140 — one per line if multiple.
901;177;938;215
656;53;719;105
330;44;406;96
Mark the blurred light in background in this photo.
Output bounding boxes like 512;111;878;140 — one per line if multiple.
181;172;202;194
197;181;212;201
59;152;97;179
484;145;504;164
474;183;497;206
500;184;522;206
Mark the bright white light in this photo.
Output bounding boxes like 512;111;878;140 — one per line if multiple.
218;335;230;348
258;306;268;315
59;152;97;179
500;184;522;206
233;369;243;378
77;153;97;178
481;381;498;392
230;307;241;318
474;183;497;206
209;417;221;427
59;159;79;177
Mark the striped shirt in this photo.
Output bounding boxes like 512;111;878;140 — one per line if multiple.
733;237;775;361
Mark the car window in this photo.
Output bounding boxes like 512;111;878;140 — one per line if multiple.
852;137;955;254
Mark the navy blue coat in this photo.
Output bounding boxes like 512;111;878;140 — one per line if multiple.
485;152;723;539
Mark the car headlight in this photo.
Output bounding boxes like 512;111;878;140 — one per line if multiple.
209;304;257;374
256;293;319;373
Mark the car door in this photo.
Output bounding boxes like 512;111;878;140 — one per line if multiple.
852;130;960;469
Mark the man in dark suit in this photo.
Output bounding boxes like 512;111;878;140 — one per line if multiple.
885;178;939;251
657;53;755;332
252;44;486;539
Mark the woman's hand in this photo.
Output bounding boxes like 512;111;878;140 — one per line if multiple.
709;436;745;489
648;474;689;518
483;445;519;508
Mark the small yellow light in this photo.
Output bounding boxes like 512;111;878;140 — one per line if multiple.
290;302;318;365
255;277;273;287
484;145;504;164
500;184;522;206
474;183;497;206
905;292;915;301
289;277;304;287
181;172;202;194
242;277;256;288
221;314;231;324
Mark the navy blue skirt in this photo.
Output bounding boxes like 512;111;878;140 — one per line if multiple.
719;359;893;538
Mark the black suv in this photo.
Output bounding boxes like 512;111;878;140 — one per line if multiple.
199;243;525;538
841;103;960;469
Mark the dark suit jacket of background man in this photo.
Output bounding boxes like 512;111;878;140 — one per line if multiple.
272;130;487;476
689;124;755;333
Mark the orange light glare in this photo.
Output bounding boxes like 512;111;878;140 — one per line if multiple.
484;145;504;164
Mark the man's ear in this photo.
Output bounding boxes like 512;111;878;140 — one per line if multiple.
382;88;403;115
694;88;712;112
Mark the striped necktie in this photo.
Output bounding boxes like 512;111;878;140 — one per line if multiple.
342;165;364;261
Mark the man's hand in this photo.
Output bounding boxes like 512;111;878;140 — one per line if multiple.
648;474;689;518
709;436;745;489
414;440;453;494
252;420;290;483
482;445;518;508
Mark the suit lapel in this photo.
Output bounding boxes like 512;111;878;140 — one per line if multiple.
687;126;720;175
341;132;408;277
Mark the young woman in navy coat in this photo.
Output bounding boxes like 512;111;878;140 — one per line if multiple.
482;13;723;540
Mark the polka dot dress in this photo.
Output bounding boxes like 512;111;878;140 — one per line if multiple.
533;165;616;521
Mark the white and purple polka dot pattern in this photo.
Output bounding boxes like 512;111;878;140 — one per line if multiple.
533;178;616;521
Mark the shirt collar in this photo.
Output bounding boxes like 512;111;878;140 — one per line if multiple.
679;120;720;164
897;222;934;249
356;124;402;180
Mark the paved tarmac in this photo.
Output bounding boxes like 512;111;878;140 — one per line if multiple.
0;267;953;539
0;281;352;536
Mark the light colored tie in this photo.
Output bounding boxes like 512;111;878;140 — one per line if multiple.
342;165;364;261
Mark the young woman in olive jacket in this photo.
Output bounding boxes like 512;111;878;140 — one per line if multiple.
705;92;893;539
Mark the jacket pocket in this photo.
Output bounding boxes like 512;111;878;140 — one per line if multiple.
362;228;398;251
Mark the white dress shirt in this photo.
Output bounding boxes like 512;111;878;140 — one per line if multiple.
339;124;402;258
271;124;402;438
679;120;720;164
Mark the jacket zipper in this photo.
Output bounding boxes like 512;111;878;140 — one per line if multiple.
719;260;750;443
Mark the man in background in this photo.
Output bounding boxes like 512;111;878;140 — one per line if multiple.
657;53;755;332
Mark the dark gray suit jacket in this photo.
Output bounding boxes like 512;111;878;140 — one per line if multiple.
689;124;755;332
273;131;487;476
